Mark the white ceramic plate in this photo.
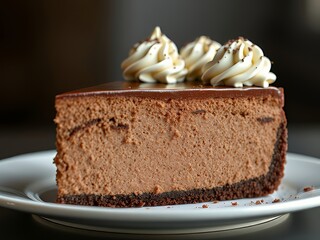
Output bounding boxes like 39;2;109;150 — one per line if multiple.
0;151;319;234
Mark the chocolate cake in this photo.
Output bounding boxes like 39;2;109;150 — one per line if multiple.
54;27;287;207
54;81;287;207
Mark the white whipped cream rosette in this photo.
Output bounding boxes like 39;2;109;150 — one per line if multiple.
121;27;187;84
180;36;221;81
201;37;276;88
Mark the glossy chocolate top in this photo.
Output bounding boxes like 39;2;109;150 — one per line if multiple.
56;81;284;101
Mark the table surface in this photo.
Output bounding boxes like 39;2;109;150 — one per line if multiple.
0;124;319;240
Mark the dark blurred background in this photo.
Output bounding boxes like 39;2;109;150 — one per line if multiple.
0;0;320;158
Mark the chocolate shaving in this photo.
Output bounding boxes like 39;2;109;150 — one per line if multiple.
257;117;275;124
192;109;206;115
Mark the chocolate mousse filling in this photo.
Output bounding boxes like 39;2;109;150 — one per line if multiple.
57;122;287;208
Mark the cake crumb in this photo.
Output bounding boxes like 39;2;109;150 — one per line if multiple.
202;204;209;208
213;200;219;204
303;186;314;192
261;199;264;203
272;198;281;203
133;191;142;195
231;202;238;206
155;101;166;108
172;129;181;139
255;200;261;205
153;185;163;194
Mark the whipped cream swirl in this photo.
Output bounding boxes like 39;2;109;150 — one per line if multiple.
121;27;187;84
180;36;221;81
201;37;276;87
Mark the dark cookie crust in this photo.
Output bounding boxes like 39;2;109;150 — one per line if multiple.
57;122;287;208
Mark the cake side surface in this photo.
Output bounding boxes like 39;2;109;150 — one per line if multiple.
57;121;286;207
54;86;287;207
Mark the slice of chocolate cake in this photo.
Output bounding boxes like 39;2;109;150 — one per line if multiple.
54;81;287;207
54;27;287;207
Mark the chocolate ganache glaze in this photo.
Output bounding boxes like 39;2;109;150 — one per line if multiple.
56;81;283;101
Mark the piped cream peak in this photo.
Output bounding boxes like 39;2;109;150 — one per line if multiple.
150;26;162;40
121;26;187;84
201;37;276;88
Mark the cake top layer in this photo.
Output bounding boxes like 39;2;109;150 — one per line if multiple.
56;81;284;103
